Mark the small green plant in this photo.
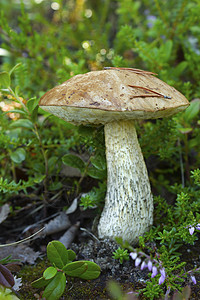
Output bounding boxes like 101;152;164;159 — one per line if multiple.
112;247;130;264
32;241;101;300
80;194;97;210
141;277;164;300
191;168;200;187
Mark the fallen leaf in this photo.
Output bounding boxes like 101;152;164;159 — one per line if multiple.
0;244;40;265
44;212;71;236
0;204;10;224
66;197;78;214
59;222;80;248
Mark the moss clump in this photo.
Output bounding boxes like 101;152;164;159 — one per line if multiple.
17;258;49;300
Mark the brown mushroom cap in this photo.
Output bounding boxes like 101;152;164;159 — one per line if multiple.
39;69;189;125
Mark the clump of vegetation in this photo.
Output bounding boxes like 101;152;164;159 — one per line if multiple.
112;247;130;264
32;241;101;300
0;0;200;299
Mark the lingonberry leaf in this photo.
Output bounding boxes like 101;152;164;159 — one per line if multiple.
42;272;66;300
63;261;101;280
32;276;51;289
43;267;57;280
47;241;69;269
63;261;88;277
78;261;101;280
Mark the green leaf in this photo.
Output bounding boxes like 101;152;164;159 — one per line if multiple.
47;241;69;269
67;249;76;263
90;153;106;170
87;167;106;179
32;277;50;288
63;261;101;280
43;272;66;300
178;128;193;134
78;261;101;280
48;156;58;174
33;174;46;183
63;261;88;277
2;109;27;115
184;100;200;122
163;40;173;61
31;105;39;123
43;267;57;280
0;71;10;88
9;63;22;76
27;97;39;113
62;154;85;172
9;119;34;129
49;182;63;191
174;61;188;76
10;148;26;164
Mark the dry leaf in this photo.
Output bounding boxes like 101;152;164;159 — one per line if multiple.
0;204;10;224
44;211;71;236
59;222;80;248
0;244;40;265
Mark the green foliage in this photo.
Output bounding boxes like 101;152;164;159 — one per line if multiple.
80;182;106;210
191;169;200;186
141;277;164;300
62;154;86;173
112;247;129;264
0;72;10;88
0;177;42;196
32;241;101;300
80;194;97;210
0;255;19;265
0;1;200;298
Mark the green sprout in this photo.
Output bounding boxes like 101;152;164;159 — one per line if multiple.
112;247;130;264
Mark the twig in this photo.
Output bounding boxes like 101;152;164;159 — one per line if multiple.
0;227;45;247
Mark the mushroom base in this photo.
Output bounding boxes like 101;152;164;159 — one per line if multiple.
98;120;153;244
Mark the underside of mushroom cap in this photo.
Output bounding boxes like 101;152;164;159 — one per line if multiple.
39;69;189;125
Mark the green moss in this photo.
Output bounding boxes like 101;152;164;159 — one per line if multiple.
18;258;49;300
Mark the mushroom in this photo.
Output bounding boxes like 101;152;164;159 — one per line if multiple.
39;67;189;244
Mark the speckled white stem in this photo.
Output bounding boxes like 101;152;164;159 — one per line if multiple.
98;120;153;244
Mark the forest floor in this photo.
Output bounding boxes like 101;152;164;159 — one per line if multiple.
1;176;200;299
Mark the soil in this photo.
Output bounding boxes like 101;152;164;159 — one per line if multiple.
1;178;200;300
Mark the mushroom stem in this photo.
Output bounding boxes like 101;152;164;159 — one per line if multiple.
98;120;153;244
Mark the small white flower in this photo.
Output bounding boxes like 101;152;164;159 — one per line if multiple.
147;260;152;271
191;275;197;284
189;227;195;235
159;274;165;285
13;276;22;291
159;268;166;284
151;266;158;278
141;261;147;270
130;252;137;260
160;268;166;277
135;257;141;267
196;224;200;231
